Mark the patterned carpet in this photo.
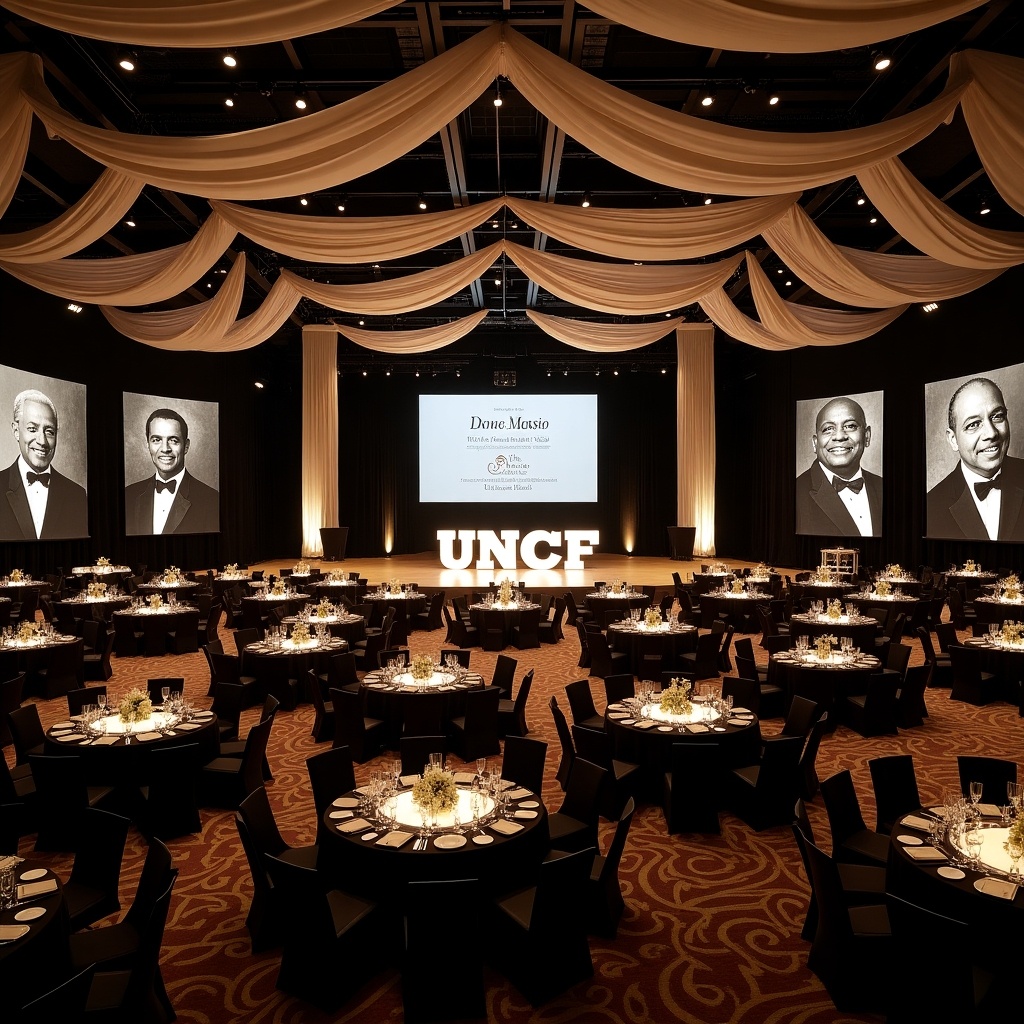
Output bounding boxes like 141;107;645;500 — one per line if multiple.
8;614;1022;1024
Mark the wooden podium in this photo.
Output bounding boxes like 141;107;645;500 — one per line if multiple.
319;527;349;561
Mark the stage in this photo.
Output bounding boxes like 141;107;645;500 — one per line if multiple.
248;552;805;596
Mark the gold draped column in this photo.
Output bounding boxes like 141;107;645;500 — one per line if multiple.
676;324;716;557
301;325;339;557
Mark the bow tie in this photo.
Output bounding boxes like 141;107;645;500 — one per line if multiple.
975;479;1001;501
26;471;50;487
833;476;864;494
155;479;177;494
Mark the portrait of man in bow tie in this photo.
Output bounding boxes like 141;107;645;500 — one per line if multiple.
926;372;1024;541
124;398;219;536
1;385;89;541
795;392;882;538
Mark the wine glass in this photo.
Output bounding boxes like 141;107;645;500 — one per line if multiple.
965;827;983;869
1007;838;1024;883
969;780;983;808
1007;781;1021;815
476;757;487;781
160;685;170;706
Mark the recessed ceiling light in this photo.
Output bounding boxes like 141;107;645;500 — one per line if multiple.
856;197;866;206
358;319;365;326
118;54;136;72
299;197;308;207
224;97;234;107
418;195;427;210
923;302;939;313
223;52;237;68
768;94;779;106
337;203;345;212
701;92;714;107
253;380;265;389
785;280;793;286
125;218;135;227
704;197;712;205
581;192;591;208
294;92;307;110
873;53;892;72
980;206;990;215
869;217;878;224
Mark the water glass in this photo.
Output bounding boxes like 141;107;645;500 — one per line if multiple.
0;866;16;910
965;828;983;869
969;780;983;806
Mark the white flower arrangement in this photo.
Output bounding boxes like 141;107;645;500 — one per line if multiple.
659;678;692;716
874;580;892;597
826;599;843;621
1000;573;1021;601
290;621;311;645
87;581;107;599
815;634;837;659
96;556;110;567
118;687;153;725
223;563;239;575
753;562;773;577
16;621;37;643
883;563;904;579
148;593;163;610
412;767;458;816
270;580;286;596
293;561;311;575
315;598;332;618
963;559;978;573
162;566;183;584
410;654;435;680
327;569;346;583
9;569;23;582
644;606;662;628
1001;621;1023;647
498;578;514;604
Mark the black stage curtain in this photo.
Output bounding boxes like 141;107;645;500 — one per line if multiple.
0;274;301;574
715;264;1024;571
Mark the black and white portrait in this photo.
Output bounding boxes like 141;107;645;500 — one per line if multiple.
123;391;220;536
925;362;1024;542
795;390;883;538
0;365;88;541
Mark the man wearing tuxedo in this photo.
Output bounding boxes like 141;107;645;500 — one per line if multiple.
1;389;88;541
795;395;882;537
927;377;1024;541
124;407;219;535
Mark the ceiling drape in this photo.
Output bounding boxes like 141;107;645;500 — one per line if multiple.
335;309;489;353
525;311;683;351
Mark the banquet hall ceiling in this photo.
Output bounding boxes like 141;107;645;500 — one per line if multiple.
1;1;1022;363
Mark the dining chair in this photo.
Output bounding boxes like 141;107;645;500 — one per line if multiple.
497;668;534;739
678;630;722;682
211;681;243;743
306;744;356;846
549;695;575;791
399;735;447;777
500;735;547;795
563;590;593;628
724;734;803;831
572;724;640;821
586;796;635;939
537;597;566;644
915;626;953;687
489;847;595;1007
322;650;361;694
0;672;25;749
36;639;84;700
401;691;446;737
18;964;96;1018
867;754;921;835
842;673;899;737
717;624;735;673
234;812;282;952
331;688;386;763
63;806;131;932
564;678;605;731
238;785;318;879
798;711;830;801
140;742;203;840
895;663;930;728
66;684;106;717
547;757;607;853
257;656;301;711
449;686;501;761
204;601;222;647
146;677;184;705
8;703;47;765
956;754;1016;806
720;676;759;716
820;769;889;867
83;628;115;682
262;852;380;1012
511;606;542;649
307;669;335;743
663;741;721;835
490;653;517;699
587;630;629;679
199;714;274;808
948;643;999;706
232;627;261;658
602;673;635;705
210;651;260;708
412;590;445;632
575;620;592;669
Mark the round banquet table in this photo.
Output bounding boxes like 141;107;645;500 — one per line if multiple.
788;612;879;651
363;591;427;612
319;779;548;907
55;594;132;625
0;861;70;1009
111;606;200;656
605;700;760;795
308;579;364;602
360;669;487;747
240;592;311;630
844;592;918;615
945;570;998;588
887;809;1023;976
136;579;201;598
0;633;83;699
974;595;1024;628
691;571;733;595
243;636;349;702
212;572;252;599
767;648;880;725
69;564;132;580
870;576;923;597
606;620;697;673
468;600;540;645
43;708;220;786
0;580;50;602
789;582;856;606
585;591;649;627
698;590;769;631
964;637;1024;706
282;611;365;644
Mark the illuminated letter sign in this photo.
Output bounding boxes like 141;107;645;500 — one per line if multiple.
437;529;599;570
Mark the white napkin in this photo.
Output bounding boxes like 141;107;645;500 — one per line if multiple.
507;788;531;800
974;877;1017;899
376;831;414;848
399;775;420;788
905;846;946;861
136;732;162;742
452;772;476;784
17;879;57;899
901;814;934;832
633;720;655;730
608;712;630;720
336;817;371;834
490;819;523;835
513;809;538;819
686;723;709;734
976;803;1002;817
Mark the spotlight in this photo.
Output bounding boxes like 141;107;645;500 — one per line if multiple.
337;202;346;212
613;369;619;376
777;268;784;274
872;52;891;72
661;368;667;374
415;371;420;377
581;192;591;208
547;370;552;377
362;370;367;377
856;196;866;206
418;194;427;210
224;96;235;107
665;311;672;317
67;302;83;313
493;274;501;286
456;370;461;378
222;51;237;68
980;205;990;215
785;280;792;286
253;379;265;389
700;92;714;107
703;196;712;205
869;217;878;224
563;368;568;377
385;368;391;376
118;53;136;72
922;302;939;313
491;220;500;229
358;319;365;326
294;91;308;110
768;93;779;106
595;370;600;376
299;197;308;207
493;81;503;107
125;218;136;227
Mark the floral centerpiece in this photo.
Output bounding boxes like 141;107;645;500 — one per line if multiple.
223;562;239;575
96;556;110;568
87;581;107;599
290;621;311;645
270;580;286;596
162;566;183;585
410;654;435;680
118;687;153;725
293;560;311;575
813;566;835;584
315;598;333;618
9;569;23;582
327;569;346;583
388;578;402;595
16;621;37;643
498;578;514;604
644;606;662;628
730;578;745;594
963;559;978;573
875;580;892;597
752;562;773;578
999;573;1021;601
826;598;843;621
883;563;905;580
412;766;458;816
814;634;837;660
659;678;693;717
708;562;727;574
1000;621;1024;647
148;594;163;610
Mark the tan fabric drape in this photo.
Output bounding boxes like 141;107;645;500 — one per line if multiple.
762;204;1002;306
525;310;683;351
501;26;969;196
676;324;716;557
1;213;236;303
0;55;33;219
858;158;1024;268
698;289;804;351
16;28;502;199
213;197;503;264
337;310;489;353
745;254;907;344
583;0;988;53
301;325;340;558
505;243;744;315
281;242;501;315
3;1;403;47
506;194;798;261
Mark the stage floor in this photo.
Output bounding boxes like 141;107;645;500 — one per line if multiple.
249;552;804;595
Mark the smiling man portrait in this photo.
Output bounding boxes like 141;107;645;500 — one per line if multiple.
124;406;219;536
795;394;882;537
1;388;88;540
926;376;1024;541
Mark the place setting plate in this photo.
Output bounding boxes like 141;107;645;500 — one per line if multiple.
19;869;46;882
472;834;493;845
896;834;923;846
936;866;966;880
14;907;45;922
433;834;467;849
